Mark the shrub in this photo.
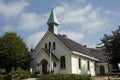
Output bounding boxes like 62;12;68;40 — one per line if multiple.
47;70;55;74
33;71;40;77
37;74;92;80
0;74;4;80
4;70;31;80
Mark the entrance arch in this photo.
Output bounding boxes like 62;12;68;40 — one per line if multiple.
40;59;48;74
99;65;105;75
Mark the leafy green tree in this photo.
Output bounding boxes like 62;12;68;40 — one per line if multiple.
100;27;120;71
0;32;30;73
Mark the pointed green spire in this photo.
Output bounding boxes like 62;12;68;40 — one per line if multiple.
47;9;59;25
47;9;59;34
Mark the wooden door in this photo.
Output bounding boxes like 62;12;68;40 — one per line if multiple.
100;65;105;75
42;60;48;74
41;59;48;74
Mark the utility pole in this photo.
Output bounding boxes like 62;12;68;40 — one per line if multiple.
49;47;51;75
49;43;52;75
107;51;111;80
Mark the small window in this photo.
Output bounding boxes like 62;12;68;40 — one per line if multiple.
37;63;40;67
60;56;66;69
45;43;47;49
53;42;56;49
79;58;81;69
87;61;90;70
53;62;56;67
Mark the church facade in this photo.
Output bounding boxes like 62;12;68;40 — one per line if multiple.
31;10;101;76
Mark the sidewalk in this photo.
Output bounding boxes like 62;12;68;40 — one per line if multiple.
23;78;36;80
92;76;110;80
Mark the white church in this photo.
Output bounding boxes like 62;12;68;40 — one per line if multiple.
31;9;109;76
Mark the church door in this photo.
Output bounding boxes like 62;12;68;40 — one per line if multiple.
41;59;48;74
100;65;105;75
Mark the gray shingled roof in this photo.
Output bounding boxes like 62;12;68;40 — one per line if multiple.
55;34;96;59
91;50;109;63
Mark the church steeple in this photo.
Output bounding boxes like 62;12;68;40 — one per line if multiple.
47;9;59;34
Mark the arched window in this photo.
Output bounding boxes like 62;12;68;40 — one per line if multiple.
79;58;81;69
87;61;90;70
60;56;66;69
45;43;47;49
49;42;51;50
53;42;56;49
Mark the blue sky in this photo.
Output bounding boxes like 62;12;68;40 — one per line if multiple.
0;0;120;49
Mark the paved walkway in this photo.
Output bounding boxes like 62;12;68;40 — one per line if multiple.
24;77;111;80
23;78;36;80
24;77;106;80
24;77;108;80
92;76;110;80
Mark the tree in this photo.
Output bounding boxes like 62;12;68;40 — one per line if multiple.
0;32;30;73
100;26;120;71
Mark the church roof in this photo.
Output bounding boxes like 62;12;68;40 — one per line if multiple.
55;34;96;59
91;50;109;63
47;9;59;25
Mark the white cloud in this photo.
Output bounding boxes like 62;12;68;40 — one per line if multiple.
0;0;47;31
60;31;84;42
18;12;46;31
86;43;96;48
0;0;29;19
3;25;14;32
26;31;45;48
54;3;107;33
0;0;112;49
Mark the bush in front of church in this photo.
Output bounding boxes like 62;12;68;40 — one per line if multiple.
4;70;31;80
0;74;4;80
37;74;92;80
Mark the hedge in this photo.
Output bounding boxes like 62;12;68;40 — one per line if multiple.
4;70;31;80
37;74;92;80
0;74;4;80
